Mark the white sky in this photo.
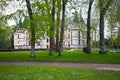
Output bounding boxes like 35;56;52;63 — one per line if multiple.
7;19;16;26
3;0;26;26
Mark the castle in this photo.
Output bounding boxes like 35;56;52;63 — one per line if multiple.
14;24;87;49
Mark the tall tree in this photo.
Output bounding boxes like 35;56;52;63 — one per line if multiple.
25;0;35;57
111;0;120;48
86;0;94;53
59;0;67;56
49;0;56;55
115;26;120;48
99;0;113;54
55;0;62;52
91;18;99;47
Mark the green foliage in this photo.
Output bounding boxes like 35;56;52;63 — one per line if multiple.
26;0;55;39
0;66;120;80
110;0;120;22
106;0;120;38
83;47;87;53
0;19;11;40
0;27;10;40
0;39;13;49
9;0;55;42
23;17;31;30
105;38;115;48
0;25;13;49
0;14;14;49
92;41;99;48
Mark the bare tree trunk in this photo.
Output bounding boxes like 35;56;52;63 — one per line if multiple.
99;0;113;54
55;0;61;52
55;19;60;52
99;11;105;54
116;27;120;48
25;0;35;57
86;0;94;53
11;34;14;49
59;0;67;56
49;0;55;55
94;29;97;47
31;29;35;57
110;29;113;48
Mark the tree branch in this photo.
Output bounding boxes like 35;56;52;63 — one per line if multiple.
103;0;113;14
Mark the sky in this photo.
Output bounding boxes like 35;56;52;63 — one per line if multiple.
7;20;16;26
2;0;26;26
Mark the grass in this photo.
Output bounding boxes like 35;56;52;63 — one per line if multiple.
0;50;120;64
0;66;120;80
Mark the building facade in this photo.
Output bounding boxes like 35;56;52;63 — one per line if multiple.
14;25;86;49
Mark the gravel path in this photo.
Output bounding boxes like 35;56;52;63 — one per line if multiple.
0;61;120;71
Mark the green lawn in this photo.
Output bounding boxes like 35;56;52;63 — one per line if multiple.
0;66;120;80
0;50;120;64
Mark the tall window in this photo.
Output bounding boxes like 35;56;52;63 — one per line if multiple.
78;31;80;45
47;38;48;42
18;34;19;39
37;42;40;46
71;30;79;45
29;41;31;46
82;31;87;39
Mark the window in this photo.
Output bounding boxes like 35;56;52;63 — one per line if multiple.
47;45;48;48
68;34;70;39
18;34;19;39
47;38;49;42
29;41;31;46
72;39;78;45
29;34;31;39
37;42;40;46
82;31;87;39
72;31;78;38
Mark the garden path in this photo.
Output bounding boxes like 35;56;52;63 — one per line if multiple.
0;61;120;71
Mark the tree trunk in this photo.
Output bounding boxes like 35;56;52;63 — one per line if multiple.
86;0;94;53
99;11;105;54
99;0;113;54
110;29;113;48
25;0;35;57
59;0;67;56
11;34;14;49
30;29;35;57
49;0;55;55
94;29;97;47
55;0;61;52
55;19;60;52
116;27;120;47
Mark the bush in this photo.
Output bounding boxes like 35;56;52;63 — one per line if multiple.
83;47;87;53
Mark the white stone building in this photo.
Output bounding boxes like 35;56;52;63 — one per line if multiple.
14;25;86;49
63;24;87;49
14;30;49;49
14;30;30;49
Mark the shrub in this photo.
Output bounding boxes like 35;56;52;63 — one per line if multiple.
83;47;87;53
